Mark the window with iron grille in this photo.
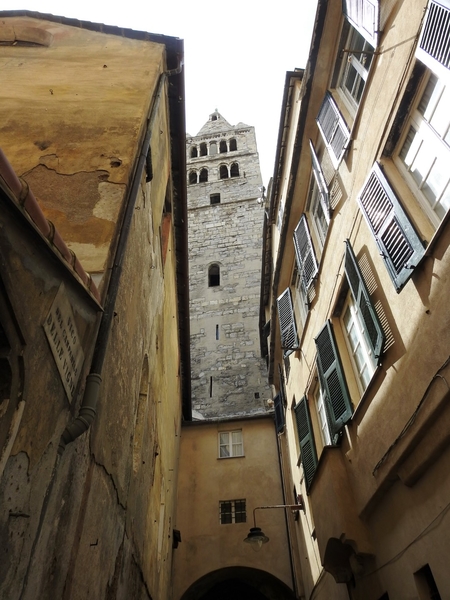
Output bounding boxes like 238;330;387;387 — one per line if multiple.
219;499;246;524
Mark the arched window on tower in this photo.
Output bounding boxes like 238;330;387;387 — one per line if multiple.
229;138;237;151
199;168;208;183
219;165;229;180
189;170;198;185
210;141;217;155
200;143;207;156
230;163;240;178
208;264;220;287
220;140;228;153
190;146;198;158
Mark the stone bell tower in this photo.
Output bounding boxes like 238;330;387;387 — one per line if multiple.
186;110;271;418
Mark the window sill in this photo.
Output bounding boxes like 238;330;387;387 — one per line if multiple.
217;455;245;460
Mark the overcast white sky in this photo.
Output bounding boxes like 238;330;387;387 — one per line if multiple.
3;0;318;185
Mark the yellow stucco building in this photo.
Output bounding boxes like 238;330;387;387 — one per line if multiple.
0;12;189;599
262;0;450;598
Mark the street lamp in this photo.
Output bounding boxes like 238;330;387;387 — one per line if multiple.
243;504;303;551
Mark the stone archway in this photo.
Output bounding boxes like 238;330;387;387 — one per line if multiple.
179;566;296;600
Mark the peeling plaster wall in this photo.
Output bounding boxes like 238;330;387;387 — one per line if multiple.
0;16;184;600
0;15;165;284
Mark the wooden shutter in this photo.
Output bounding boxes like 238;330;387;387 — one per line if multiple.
293;215;319;292
277;288;298;356
315;321;352;436
274;394;285;434
294;396;318;491
344;241;385;365
417;0;450;80
343;0;379;47
357;163;425;292
309;139;331;216
316;93;350;166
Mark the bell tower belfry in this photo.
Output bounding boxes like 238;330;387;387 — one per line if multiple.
186;111;271;418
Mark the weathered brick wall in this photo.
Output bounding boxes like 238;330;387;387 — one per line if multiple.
187;114;272;418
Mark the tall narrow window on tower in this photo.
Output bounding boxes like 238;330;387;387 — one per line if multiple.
208;264;220;287
229;138;237;151
230;163;239;177
220;165;229;179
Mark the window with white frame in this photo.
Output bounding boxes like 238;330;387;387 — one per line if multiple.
314;382;332;447
338;23;374;113
341;293;376;393
396;70;450;228
218;430;243;458
219;499;246;524
307;140;331;248
342;240;384;390
292;265;308;331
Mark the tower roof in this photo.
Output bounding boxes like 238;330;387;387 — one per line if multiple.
195;110;249;136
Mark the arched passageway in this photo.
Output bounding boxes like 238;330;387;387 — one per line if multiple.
179;566;296;600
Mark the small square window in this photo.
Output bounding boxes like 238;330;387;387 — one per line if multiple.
219;430;243;458
210;193;221;205
219;499;246;524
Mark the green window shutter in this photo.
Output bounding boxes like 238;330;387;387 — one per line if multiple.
357;163;425;292
277;288;298;356
344;240;385;366
274;394;285;434
417;0;450;79
294;396;318;491
315;321;352;436
342;0;379;47
316;93;350;167
309;139;331;216
293;215;319;292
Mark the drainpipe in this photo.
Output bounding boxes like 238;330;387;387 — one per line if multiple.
275;424;303;599
58;71;168;455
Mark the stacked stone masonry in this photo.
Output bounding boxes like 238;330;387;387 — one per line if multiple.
187;111;272;418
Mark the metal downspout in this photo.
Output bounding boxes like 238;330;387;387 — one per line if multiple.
58;71;167;455
275;425;302;599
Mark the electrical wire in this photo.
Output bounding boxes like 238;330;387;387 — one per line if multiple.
372;355;450;474
360;499;450;579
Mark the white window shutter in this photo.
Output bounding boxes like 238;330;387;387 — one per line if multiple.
343;0;379;47
417;0;450;82
316;93;350;167
309;140;330;216
293;215;319;293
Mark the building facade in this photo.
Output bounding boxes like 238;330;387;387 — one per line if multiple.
0;13;189;600
173;114;297;599
262;1;450;598
186;112;272;418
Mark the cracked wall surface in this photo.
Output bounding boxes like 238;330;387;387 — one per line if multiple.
0;14;184;600
0;15;165;289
